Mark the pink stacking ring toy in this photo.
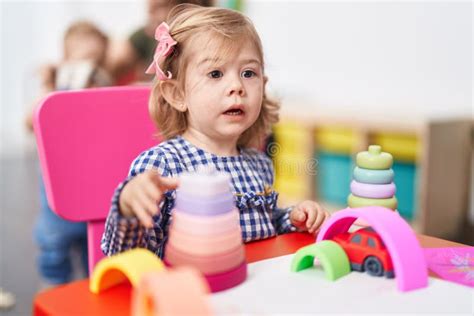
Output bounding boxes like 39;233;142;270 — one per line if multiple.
165;244;245;275
350;180;396;199
171;208;240;236
168;227;243;256
204;261;247;293
175;191;235;216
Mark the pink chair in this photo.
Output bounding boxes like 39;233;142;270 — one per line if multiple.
33;86;160;272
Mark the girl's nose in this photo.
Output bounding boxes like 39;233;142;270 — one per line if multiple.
227;76;245;97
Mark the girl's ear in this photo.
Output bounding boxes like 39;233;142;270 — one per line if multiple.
159;80;187;112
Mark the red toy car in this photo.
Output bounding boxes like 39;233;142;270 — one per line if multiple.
332;227;395;278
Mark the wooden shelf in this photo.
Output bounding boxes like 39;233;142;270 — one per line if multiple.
274;109;473;243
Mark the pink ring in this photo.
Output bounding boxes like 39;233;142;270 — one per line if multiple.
165;244;245;275
204;261;247;293
168;227;243;256
350;180;396;199
171;209;240;236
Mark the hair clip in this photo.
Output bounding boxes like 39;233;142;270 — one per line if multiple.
145;22;177;80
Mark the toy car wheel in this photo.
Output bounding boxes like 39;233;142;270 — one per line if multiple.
363;256;384;277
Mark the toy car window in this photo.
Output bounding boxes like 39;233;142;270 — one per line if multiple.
350;234;362;244
367;237;376;248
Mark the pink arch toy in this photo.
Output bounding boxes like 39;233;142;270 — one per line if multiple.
316;206;428;292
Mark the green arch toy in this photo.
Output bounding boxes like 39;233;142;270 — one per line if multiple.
291;240;351;281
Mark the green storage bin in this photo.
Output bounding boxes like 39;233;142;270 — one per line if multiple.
316;150;353;205
393;162;417;220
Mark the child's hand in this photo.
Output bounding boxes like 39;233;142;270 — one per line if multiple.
290;200;330;234
119;170;179;228
38;64;56;92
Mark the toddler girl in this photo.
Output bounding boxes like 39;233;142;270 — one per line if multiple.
102;4;329;258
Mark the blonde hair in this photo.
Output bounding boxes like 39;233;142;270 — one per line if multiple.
63;21;108;65
149;4;279;148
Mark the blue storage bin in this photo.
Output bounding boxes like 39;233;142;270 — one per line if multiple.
316;150;353;205
393;162;417;220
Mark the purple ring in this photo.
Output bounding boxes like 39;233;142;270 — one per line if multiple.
174;191;235;216
350;180;396;199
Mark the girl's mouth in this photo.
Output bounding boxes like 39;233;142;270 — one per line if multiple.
223;109;244;116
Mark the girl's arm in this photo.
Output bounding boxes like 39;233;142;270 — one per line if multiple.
101;177;148;255
272;206;297;234
101;149;174;257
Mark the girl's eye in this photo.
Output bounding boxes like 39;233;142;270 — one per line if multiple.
208;70;223;79
241;70;257;78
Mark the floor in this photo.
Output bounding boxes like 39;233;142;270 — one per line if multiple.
0;153;85;316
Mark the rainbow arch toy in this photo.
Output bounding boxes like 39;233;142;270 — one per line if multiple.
316;206;428;292
90;248;212;316
90;248;165;293
132;268;211;316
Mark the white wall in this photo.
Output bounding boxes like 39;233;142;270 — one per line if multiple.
246;0;472;122
1;0;146;157
1;0;472;157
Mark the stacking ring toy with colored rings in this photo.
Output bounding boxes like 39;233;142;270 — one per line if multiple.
353;167;394;184
348;194;398;210
171;208;240;236
165;244;245;275
350;180;396;199
168;227;242;256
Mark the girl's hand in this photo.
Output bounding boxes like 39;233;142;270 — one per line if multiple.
119;170;179;228
289;200;330;234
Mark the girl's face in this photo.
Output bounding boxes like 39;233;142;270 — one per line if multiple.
183;37;264;144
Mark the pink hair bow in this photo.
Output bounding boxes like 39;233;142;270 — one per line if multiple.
145;22;177;80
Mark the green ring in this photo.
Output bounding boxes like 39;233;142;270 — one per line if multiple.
356;145;393;170
353;167;394;184
291;240;351;281
348;194;398;210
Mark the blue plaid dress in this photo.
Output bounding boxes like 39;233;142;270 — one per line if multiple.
101;136;296;258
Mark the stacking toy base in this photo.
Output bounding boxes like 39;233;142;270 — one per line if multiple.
204;261;247;293
166;260;247;293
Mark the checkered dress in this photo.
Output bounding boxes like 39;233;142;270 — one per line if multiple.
101;136;296;258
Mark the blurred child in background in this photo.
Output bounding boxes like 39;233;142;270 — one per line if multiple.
106;0;213;84
26;21;111;287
